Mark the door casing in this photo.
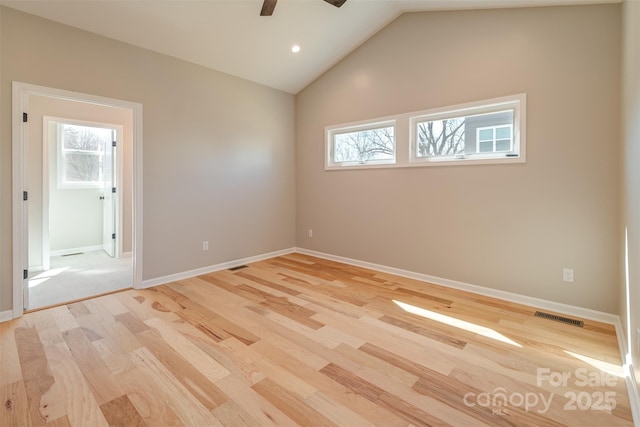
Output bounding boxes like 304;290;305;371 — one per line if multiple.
12;81;143;318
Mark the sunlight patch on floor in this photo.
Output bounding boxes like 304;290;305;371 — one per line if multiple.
564;350;625;378
393;299;522;348
28;267;70;288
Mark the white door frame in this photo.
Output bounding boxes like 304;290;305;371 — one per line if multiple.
12;81;143;318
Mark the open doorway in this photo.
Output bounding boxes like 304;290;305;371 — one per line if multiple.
12;82;143;315
28;116;130;309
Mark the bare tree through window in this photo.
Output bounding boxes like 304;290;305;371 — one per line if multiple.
334;126;394;163
416;117;466;157
61;124;110;185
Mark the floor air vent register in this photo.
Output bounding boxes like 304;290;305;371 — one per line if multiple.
228;265;249;271
535;311;584;327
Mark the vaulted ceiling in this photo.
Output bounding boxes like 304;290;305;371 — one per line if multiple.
1;0;619;94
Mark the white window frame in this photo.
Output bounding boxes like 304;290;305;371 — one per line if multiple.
324;93;526;170
476;124;514;153
56;120;112;189
409;94;525;166
326;119;397;169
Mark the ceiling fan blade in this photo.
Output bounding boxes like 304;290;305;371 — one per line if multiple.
260;0;277;16
324;0;347;7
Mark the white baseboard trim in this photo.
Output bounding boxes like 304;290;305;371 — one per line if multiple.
141;247;297;289
50;245;103;257
295;247;619;325
614;319;640;426
0;310;14;323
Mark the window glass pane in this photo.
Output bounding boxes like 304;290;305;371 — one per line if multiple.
62;124;109;152
64;152;101;182
478;140;493;153
495;140;511;152
59;123;111;187
333;126;394;163
478;128;493;141
496;126;511;140
415;117;466;157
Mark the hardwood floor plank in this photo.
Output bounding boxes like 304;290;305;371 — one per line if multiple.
230;279;326;330
46;415;71;427
203;314;261;345
116;312;151;335
304;391;377;427
127;347;224;426
251;331;329;370
235;270;302;296
42;342;109;427
67;302;90;318
214;375;299;427
71;311;110;342
14;326;54;425
248;334;411;426
114;366;185;426
333;343;419;388
320;362;451;426
0;381;29;427
0;320;24;388
136;328;228;410
219;337;316;397
379;313;468;349
252;377;338;427
49;306;81;333
62;328;124;405
100;394;147;427
187;331;267;386
144;317;231;383
312;311;457;375
211;400;262;427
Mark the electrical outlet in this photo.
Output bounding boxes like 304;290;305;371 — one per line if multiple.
563;268;574;283
308;229;313;238
202;241;209;251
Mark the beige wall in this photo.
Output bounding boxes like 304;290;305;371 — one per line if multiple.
27;95;134;268
621;0;640;393
296;5;621;313
0;7;296;312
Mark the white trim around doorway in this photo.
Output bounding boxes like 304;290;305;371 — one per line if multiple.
12;81;143;319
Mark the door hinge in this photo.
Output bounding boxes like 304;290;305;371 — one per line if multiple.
112;140;117;147
22;112;28;123
23;191;28;201
112;187;116;193
23;269;28;280
112;233;116;240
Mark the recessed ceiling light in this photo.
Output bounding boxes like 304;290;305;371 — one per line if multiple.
291;45;301;53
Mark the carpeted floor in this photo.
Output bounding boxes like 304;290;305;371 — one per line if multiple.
28;250;132;310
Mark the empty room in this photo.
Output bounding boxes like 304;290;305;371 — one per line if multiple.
1;0;640;426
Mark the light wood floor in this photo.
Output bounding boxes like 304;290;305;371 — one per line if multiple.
0;253;634;426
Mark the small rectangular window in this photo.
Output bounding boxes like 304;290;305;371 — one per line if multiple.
327;121;395;168
476;123;513;153
410;95;523;165
58;123;111;189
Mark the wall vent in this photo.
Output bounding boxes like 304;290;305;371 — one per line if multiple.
534;311;584;327
61;253;84;257
228;265;248;271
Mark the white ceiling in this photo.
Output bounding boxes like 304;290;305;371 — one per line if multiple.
1;0;620;94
